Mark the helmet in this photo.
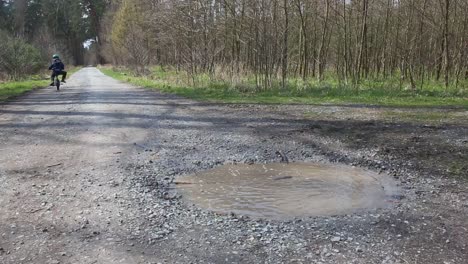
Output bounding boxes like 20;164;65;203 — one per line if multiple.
52;54;60;59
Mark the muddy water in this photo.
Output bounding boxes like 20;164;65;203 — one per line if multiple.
177;163;400;219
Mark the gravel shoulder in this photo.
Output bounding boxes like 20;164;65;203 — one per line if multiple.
0;68;467;264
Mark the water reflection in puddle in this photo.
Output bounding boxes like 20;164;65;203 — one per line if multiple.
176;163;400;219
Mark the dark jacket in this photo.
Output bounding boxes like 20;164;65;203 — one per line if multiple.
49;59;65;72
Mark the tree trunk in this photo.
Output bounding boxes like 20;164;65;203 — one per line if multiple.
443;0;450;90
317;0;330;81
281;0;288;89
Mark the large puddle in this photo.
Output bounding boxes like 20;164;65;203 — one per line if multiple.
176;163;400;219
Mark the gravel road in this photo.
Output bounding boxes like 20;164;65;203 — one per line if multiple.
0;67;467;264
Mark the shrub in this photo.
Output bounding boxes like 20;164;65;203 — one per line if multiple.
0;31;43;80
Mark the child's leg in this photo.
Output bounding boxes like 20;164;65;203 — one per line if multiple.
50;72;56;85
61;71;67;81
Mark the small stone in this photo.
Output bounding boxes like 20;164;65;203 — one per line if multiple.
331;236;341;242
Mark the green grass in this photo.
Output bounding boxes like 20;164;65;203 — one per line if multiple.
0;79;49;101
100;67;468;108
0;67;81;101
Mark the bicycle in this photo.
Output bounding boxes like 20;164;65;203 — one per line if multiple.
53;74;61;91
50;72;66;91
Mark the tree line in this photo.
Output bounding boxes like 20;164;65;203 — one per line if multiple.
1;0;466;92
102;0;467;91
0;0;106;79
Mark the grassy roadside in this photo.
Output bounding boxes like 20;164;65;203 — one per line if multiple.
0;67;81;101
100;67;468;108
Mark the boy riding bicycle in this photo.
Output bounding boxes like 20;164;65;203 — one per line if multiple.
49;54;67;86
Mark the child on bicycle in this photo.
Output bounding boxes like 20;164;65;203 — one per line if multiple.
48;54;67;86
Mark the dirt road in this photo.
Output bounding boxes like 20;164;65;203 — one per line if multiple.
0;68;167;263
1;67;467;263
